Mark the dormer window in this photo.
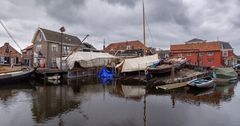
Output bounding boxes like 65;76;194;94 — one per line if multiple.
126;45;132;50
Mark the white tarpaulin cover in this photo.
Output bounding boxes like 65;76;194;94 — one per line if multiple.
120;54;159;73
56;51;116;70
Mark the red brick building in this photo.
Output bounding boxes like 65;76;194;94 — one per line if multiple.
170;39;237;67
0;42;21;65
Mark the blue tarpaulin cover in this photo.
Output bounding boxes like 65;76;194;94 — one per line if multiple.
98;67;114;85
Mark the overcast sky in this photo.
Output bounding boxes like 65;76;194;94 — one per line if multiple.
0;0;240;54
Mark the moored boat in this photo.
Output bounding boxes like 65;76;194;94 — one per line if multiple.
0;69;34;84
187;77;215;88
116;54;159;74
213;67;238;85
146;57;187;75
233;64;240;77
147;64;172;75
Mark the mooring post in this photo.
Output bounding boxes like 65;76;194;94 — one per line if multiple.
170;66;175;83
138;64;140;80
44;73;47;85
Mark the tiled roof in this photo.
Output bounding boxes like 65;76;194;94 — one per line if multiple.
171;42;221;52
40;28;82;45
219;41;232;49
104;40;147;51
23;44;33;50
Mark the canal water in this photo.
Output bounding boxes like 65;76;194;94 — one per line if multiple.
0;77;240;126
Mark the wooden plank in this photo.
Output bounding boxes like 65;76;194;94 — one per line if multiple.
156;82;187;90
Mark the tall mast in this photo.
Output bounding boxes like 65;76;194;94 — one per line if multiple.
142;0;146;56
0;20;22;51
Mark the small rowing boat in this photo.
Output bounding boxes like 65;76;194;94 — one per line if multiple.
187;77;215;88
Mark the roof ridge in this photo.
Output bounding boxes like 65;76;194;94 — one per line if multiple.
108;40;141;45
39;27;79;38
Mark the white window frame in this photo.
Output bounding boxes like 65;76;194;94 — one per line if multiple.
207;52;214;56
0;57;4;64
51;57;57;67
51;44;58;52
63;46;70;55
223;50;228;57
36;44;42;52
126;45;132;50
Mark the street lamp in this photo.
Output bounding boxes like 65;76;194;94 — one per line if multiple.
59;26;65;70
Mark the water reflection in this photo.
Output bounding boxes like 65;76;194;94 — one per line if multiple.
0;83;33;101
109;83;146;101
147;84;236;108
0;78;239;126
32;85;81;123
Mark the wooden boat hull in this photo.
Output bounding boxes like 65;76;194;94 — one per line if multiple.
147;67;172;75
147;59;186;75
0;69;34;84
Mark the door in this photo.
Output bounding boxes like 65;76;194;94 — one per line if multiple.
16;57;19;64
5;57;9;64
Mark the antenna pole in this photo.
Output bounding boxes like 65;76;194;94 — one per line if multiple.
103;39;106;50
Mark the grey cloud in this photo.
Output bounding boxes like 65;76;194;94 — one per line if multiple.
0;0;240;54
147;0;190;27
36;0;86;24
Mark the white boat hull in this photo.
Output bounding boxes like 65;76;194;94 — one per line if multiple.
188;78;215;88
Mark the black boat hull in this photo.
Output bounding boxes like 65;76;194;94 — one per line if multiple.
0;70;34;84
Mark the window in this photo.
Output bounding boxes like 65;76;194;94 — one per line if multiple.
51;44;58;52
199;53;204;56
208;59;213;63
51;57;57;67
63;46;70;55
36;44;42;52
178;53;182;57
126;45;132;50
207;52;214;56
0;57;4;64
187;53;191;56
223;51;228;57
227;60;233;66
